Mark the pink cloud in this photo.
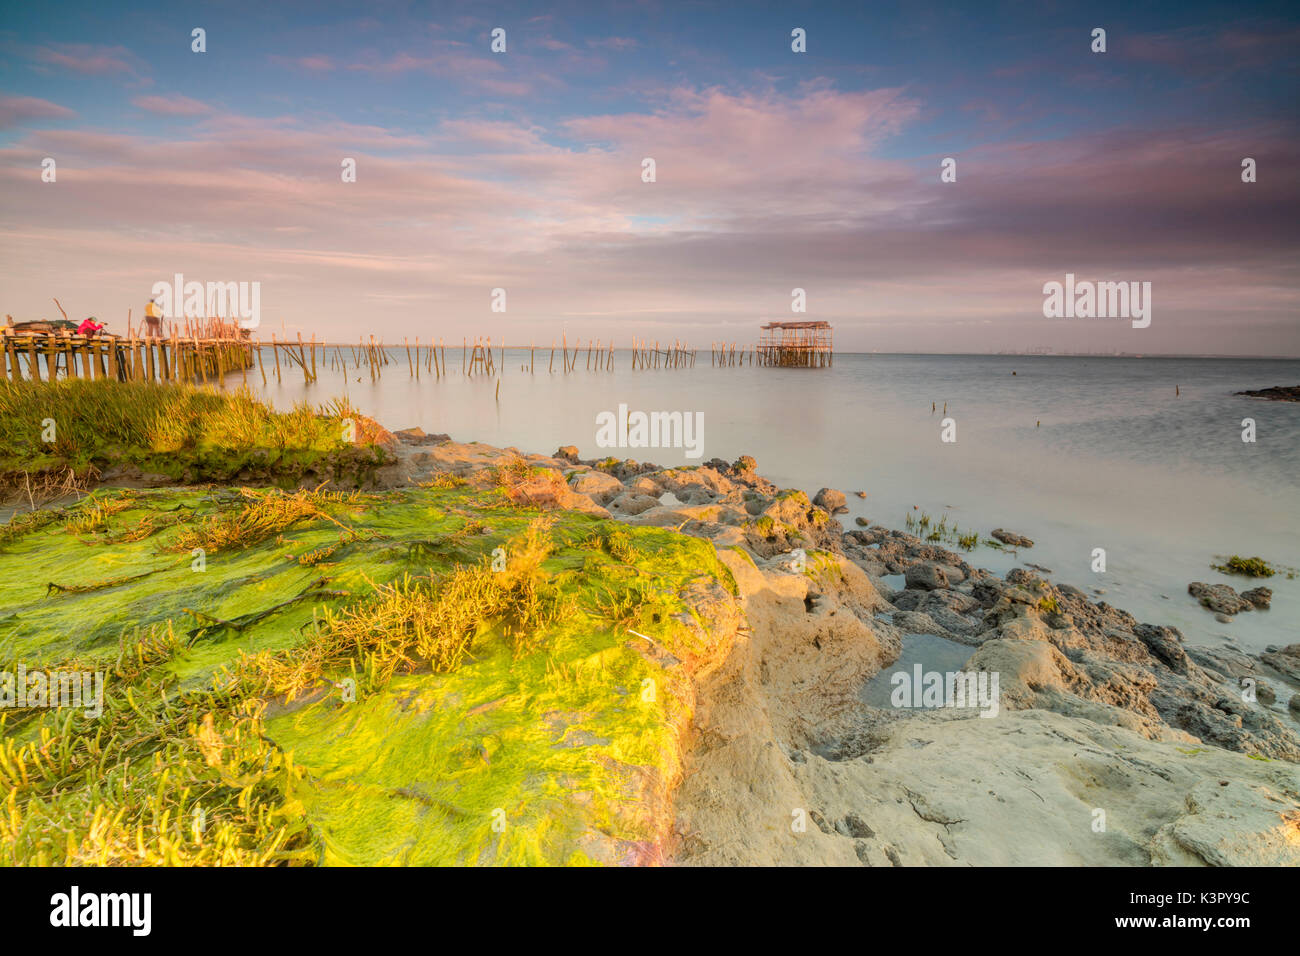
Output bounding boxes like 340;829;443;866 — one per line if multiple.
132;95;212;116
587;37;638;51
273;54;337;72
0;95;75;129
33;43;143;78
0;86;1295;355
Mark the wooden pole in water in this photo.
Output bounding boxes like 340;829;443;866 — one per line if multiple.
256;337;265;384
271;334;281;383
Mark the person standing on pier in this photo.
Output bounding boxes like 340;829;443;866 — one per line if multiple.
143;296;164;339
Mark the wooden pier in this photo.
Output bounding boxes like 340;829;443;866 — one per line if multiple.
2;328;254;385
755;321;833;368
3;323;784;387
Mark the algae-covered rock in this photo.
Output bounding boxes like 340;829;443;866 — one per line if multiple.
0;480;744;866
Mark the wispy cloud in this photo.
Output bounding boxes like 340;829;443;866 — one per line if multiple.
132;94;212;116
32;43;145;78
272;54;337;72
0;95;75;129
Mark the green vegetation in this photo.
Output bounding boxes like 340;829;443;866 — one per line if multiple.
0;379;389;498
903;510;982;552
801;549;843;586
1212;555;1276;578
0;478;738;865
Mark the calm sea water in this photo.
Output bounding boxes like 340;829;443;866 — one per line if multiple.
235;351;1299;654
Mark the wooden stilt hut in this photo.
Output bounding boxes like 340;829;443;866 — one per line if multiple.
756;321;833;368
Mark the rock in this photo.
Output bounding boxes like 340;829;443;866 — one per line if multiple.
1215;613;1234;624
1291;695;1300;718
990;528;1034;548
855;491;867;498
1242;587;1273;610
1264;645;1300;683
813;488;849;515
836;813;874;839
393;427;451;446
1149;780;1300;866
554;445;581;463
1185;644;1262;682
567;469;625;505
733;455;757;473
854;517;870;527
889;609;947;636
1234;385;1300;402
1188;582;1253;615
891;588;980;616
904;562;952;591
607;492;661;516
1004;568;1041;588
1133;623;1190;675
1255;681;1277;705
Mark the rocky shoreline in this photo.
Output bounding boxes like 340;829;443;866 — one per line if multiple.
1234;384;1300;402
380;428;1300;866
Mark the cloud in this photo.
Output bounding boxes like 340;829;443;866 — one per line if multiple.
587;37;638;51
33;43;144;78
272;54;337;72
0;85;1295;354
132;95;212;116
0;95;74;129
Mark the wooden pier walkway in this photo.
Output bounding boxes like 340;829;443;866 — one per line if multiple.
2;329;254;385
4;328;831;386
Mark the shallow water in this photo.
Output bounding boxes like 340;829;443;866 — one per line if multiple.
227;350;1298;654
859;632;976;710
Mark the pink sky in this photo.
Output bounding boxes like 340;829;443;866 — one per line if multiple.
2;52;1297;354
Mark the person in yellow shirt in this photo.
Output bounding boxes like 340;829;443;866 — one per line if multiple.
143;296;164;339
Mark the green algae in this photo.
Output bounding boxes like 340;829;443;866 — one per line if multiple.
1;480;738;865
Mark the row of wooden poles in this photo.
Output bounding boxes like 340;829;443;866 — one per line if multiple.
2;331;769;387
301;334;720;384
712;342;756;366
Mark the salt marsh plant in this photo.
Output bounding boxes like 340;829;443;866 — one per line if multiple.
0;379;390;500
904;510;981;552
